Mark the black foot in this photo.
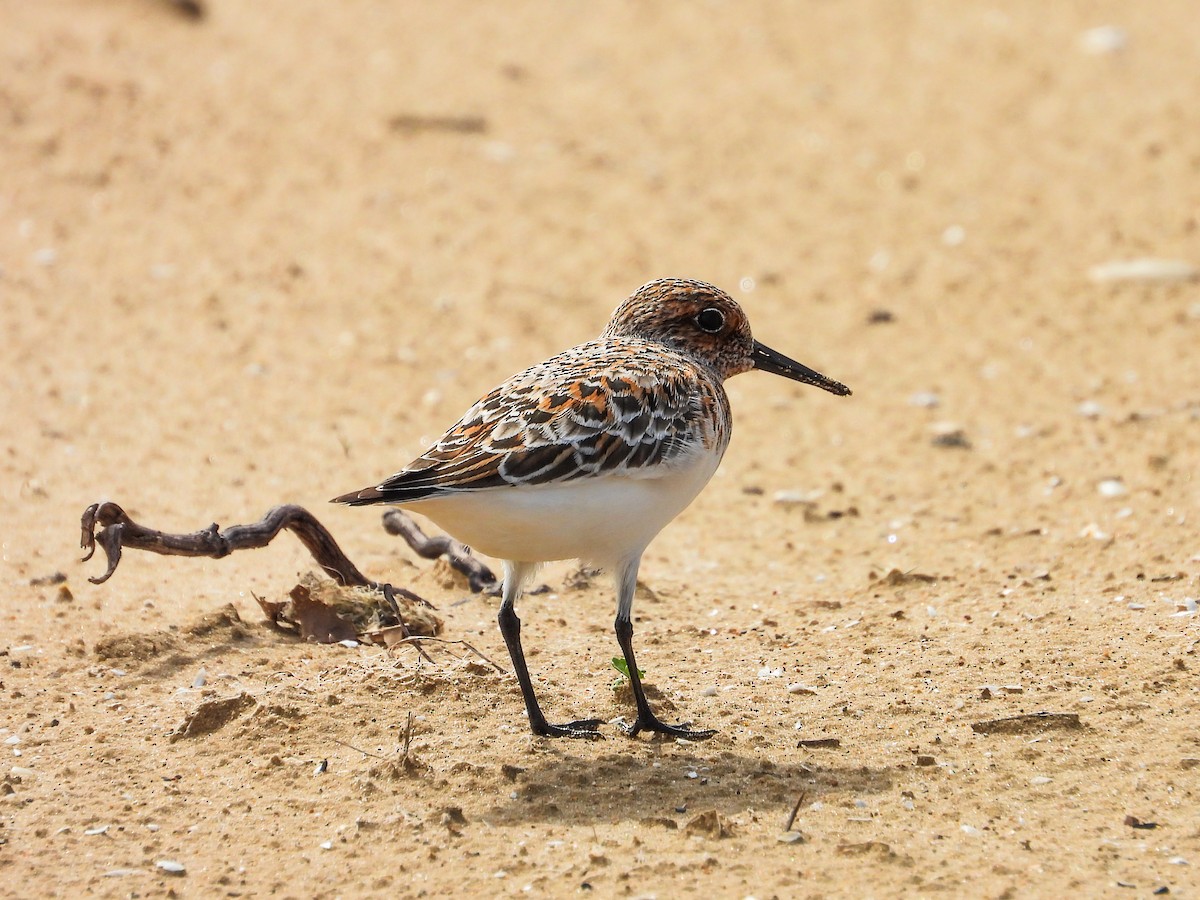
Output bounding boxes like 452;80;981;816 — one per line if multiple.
622;715;716;741
532;717;605;740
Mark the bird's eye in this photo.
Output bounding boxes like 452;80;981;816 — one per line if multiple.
695;308;725;333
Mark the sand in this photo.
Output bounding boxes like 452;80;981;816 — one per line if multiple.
2;1;1199;896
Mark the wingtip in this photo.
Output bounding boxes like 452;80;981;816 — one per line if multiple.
330;486;385;506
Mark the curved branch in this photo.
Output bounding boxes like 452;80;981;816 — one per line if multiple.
80;502;371;586
381;509;499;593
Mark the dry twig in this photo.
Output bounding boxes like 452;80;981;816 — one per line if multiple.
783;791;808;832
381;634;507;674
81;502;372;587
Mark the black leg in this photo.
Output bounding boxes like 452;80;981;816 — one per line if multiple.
497;601;603;740
614;614;715;740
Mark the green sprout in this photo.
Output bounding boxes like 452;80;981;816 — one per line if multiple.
610;656;646;691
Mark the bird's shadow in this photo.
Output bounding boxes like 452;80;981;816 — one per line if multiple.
483;744;895;826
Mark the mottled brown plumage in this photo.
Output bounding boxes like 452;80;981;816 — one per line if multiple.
335;279;846;507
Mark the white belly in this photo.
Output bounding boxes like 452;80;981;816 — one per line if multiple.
403;450;722;566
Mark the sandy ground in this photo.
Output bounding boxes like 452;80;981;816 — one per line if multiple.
3;1;1200;896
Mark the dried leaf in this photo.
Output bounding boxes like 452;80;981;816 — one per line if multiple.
685;809;733;839
289;582;358;643
261;575;442;644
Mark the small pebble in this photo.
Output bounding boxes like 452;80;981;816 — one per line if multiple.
941;224;965;247
156;860;186;875
84;825;109;836
1077;400;1104;418
930;424;971;449
1097;478;1127;498
1030;776;1053;785
1079;25;1128;55
787;683;817;695
320;840;333;850
481;141;514;163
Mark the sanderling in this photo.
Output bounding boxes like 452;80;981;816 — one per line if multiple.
334;278;850;740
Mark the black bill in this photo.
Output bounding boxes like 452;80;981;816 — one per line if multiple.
751;341;851;396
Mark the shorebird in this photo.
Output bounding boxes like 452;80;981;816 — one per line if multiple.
334;278;850;739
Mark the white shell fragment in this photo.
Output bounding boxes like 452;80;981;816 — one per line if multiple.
941;224;966;247
773;489;822;507
1088;258;1199;284
1171;598;1198;617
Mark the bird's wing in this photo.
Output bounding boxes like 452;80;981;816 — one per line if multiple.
333;340;725;506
